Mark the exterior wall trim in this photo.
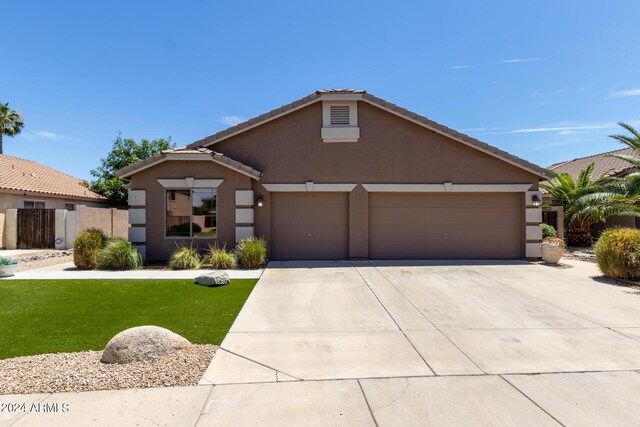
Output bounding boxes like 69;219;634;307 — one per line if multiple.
157;178;224;188
262;183;358;192
362;183;533;192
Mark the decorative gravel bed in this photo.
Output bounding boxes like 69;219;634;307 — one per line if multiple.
563;246;596;263
12;250;74;272
0;344;217;395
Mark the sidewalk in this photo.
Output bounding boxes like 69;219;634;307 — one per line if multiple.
4;262;263;280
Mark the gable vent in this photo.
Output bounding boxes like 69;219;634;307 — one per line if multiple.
330;105;350;125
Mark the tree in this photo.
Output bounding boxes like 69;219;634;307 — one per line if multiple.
90;133;175;204
540;163;640;247
608;122;640;163
0;102;25;154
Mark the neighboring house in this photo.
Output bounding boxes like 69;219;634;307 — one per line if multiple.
117;89;553;261
0;154;117;249
547;148;640;236
0;154;107;211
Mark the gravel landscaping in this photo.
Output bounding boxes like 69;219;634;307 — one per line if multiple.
564;246;596;263
11;249;74;272
0;344;216;395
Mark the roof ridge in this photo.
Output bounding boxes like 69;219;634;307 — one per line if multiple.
548;146;635;169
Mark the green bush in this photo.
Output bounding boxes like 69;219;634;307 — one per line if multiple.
203;245;237;269
236;237;267;268
167;245;202;270
73;228;108;270
540;223;557;239
595;228;640;280
97;239;143;270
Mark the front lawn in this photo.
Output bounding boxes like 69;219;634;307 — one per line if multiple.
0;279;257;359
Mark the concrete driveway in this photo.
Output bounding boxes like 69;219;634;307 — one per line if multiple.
8;260;640;426
197;259;640;426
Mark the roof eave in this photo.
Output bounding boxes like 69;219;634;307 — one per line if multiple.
116;150;262;181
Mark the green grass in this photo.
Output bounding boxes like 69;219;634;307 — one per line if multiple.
0;279;257;359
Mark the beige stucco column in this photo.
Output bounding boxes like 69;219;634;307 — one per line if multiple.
4;209;17;249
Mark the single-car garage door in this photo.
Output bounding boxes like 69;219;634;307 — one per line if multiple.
369;193;523;259
270;192;349;260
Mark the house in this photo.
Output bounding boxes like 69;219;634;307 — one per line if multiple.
547;147;640;235
0;154;108;211
117;89;553;261
0;154;118;249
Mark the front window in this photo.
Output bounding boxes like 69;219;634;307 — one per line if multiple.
166;189;217;238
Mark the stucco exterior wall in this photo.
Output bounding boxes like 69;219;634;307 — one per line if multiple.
0;213;4;249
127;100;541;260
0;191;107;210
129;160;252;260
214;102;537;184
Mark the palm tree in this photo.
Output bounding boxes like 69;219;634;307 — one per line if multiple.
0;102;24;154
540;163;636;247
594;121;640;207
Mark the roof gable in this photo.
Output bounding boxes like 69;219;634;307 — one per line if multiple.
187;89;553;180
116;147;263;179
0;154;105;200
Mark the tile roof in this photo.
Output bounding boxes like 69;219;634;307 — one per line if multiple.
186;89;553;180
547;147;638;180
316;89;366;94
0;154;105;200
116;147;263;180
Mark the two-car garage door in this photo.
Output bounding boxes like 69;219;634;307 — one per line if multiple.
369;193;523;259
269;192;523;260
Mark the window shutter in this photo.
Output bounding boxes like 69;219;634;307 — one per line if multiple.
330;105;350;125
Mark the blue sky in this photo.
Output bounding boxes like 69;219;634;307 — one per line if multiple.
1;1;639;180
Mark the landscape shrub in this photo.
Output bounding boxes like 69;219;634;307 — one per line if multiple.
97;239;143;270
167;245;201;270
236;237;267;268
595;228;640;280
203;245;237;269
74;228;108;269
540;223;557;239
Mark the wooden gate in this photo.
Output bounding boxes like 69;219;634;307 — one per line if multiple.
17;209;56;249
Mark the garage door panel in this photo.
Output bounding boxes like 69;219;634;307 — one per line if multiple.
370;193;522;259
271;193;348;260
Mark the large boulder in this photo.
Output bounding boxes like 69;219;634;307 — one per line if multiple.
101;326;191;364
196;271;230;287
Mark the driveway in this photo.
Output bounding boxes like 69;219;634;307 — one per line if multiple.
6;260;640;426
198;259;640;425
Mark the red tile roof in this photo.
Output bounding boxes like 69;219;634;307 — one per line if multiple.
0;155;105;200
548;147;638;180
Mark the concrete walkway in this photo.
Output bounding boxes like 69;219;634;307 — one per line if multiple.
3;259;640;425
3;262;263;279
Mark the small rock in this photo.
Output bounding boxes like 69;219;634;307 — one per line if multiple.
101;326;191;364
196;271;230;287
